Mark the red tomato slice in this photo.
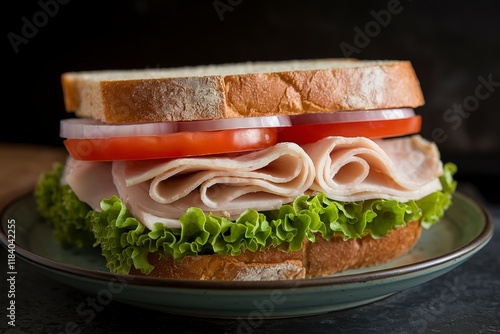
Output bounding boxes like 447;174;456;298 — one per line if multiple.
278;116;422;145
64;128;278;161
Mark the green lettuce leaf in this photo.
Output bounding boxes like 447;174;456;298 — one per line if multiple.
33;162;94;248
416;162;457;228
35;162;457;275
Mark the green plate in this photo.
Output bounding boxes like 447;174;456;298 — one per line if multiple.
0;192;494;318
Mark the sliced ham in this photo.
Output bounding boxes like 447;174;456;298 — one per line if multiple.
112;142;315;229
302;135;443;202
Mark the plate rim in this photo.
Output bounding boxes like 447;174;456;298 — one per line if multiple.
0;191;494;291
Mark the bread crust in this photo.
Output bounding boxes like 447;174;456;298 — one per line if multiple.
129;221;421;280
61;59;424;123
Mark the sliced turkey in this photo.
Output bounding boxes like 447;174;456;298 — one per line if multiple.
112;142;315;229
302;135;443;202
61;157;117;211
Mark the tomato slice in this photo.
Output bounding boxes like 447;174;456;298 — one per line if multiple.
278;116;422;145
64;117;421;161
64;128;278;161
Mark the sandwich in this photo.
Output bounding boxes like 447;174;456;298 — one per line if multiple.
34;58;457;280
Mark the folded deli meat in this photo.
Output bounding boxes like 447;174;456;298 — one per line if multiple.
303;135;443;202
114;142;314;229
62;135;442;230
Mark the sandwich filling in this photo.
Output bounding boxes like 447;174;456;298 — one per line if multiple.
34;108;457;275
61;135;442;230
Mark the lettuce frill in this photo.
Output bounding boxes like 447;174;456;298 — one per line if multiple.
34;163;94;248
35;162;457;275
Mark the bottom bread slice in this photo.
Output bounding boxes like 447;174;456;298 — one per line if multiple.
128;221;421;280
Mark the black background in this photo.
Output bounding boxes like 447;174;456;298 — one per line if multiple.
4;0;500;202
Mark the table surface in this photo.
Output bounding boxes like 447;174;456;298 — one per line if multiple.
0;143;499;334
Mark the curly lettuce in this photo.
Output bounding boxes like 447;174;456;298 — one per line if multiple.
34;162;457;275
34;162;94;248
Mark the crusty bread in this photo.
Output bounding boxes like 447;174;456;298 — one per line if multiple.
61;59;424;123
128;221;421;280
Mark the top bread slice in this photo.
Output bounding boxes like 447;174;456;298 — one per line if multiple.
61;58;425;123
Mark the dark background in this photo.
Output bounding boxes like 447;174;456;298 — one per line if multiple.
4;0;500;203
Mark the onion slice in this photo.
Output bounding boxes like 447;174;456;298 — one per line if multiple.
177;115;292;132
289;108;415;124
60;109;415;139
60;118;178;139
60;116;292;139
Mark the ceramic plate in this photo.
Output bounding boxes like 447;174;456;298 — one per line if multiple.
0;192;493;318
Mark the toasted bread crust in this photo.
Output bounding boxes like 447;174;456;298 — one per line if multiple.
129;221;421;280
61;59;424;123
